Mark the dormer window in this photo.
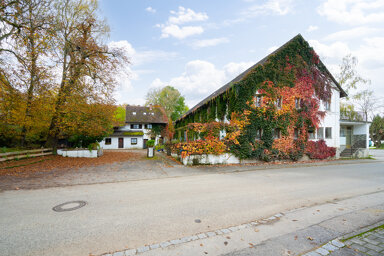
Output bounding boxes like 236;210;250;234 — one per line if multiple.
132;112;136;115
254;95;263;107
275;96;282;109
143;112;147;115
295;98;301;109
151;112;154;116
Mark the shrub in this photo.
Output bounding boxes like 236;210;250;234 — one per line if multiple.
306;140;336;159
147;140;155;147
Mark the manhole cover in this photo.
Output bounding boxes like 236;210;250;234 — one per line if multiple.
52;201;87;212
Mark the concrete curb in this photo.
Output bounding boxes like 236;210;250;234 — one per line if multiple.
100;213;284;256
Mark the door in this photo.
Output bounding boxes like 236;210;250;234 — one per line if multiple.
118;138;124;148
346;127;352;149
143;139;148;149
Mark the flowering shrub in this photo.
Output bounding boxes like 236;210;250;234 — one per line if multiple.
306;140;336;159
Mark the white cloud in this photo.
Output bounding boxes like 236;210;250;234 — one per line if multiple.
355;37;384;69
150;60;254;106
244;0;294;16
267;46;279;53
308;40;351;60
108;40;177;104
145;6;156;13
318;0;384;25
190;37;229;48
168;6;208;25
307;25;318;32
324;26;381;41
158;24;204;39
157;6;208;39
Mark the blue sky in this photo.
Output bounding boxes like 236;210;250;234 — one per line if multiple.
99;0;384;108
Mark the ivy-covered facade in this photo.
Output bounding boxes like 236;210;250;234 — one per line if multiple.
174;34;347;161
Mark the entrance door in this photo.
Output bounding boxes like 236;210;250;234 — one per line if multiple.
143;139;148;149
118;138;124;148
346;127;352;148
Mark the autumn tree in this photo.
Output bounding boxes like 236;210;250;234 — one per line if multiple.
46;0;128;150
145;86;189;120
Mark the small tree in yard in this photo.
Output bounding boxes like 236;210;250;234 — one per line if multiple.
370;115;384;148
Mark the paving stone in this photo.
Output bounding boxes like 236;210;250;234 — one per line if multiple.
170;239;182;245
113;251;125;256
322;243;337;251
190;235;199;241
267;216;276;221
215;230;223;235
136;246;149;253
229;226;240;232
197;233;207;239
331;239;345;248
344;240;353;246
364;237;380;245
238;224;248;229
207;232;216;237
221;228;231;234
365;243;383;252
124;249;136;256
275;213;283;218
315;247;330;255
259;220;267;224
350;238;367;246
149;244;160;249
304;251;322;256
350;243;369;252
366;250;382;256
160;241;171;248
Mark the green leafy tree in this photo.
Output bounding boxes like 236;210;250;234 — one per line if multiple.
370;115;384;147
145;86;188;120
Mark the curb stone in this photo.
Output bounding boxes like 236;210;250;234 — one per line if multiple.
99;212;284;255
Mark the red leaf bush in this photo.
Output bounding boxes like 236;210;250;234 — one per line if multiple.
306;140;336;159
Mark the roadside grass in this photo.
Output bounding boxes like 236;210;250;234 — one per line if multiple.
0;147;26;153
341;224;384;242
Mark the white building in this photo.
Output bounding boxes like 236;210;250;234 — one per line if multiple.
100;105;168;149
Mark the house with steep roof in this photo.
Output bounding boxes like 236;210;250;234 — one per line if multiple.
174;34;370;160
100;105;168;149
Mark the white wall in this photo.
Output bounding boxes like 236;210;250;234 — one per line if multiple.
315;87;341;148
100;136;144;149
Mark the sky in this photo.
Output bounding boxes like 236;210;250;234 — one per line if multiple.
99;0;384;109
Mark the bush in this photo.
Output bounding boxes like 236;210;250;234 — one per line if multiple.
147;140;155;147
306;140;336;159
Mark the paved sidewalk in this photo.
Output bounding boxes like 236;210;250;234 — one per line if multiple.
343;224;384;256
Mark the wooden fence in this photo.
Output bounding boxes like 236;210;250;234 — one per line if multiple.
0;148;53;162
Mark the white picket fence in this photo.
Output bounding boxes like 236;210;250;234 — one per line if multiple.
0;148;53;162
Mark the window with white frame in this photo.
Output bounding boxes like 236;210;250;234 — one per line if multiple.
131;124;141;129
308;130;316;139
147;124;152;129
295;98;301;109
294;128;299;139
254;95;263;107
131;138;137;145
324;100;331;111
275;96;282;109
317;127;324;139
325;127;332;139
105;138;112;145
273;128;281;139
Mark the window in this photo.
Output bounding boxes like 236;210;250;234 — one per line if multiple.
275;97;282;109
308;131;316;139
143;112;147;115
325;127;332;139
273;128;281;139
147;124;152;129
324;100;331;111
131;124;141;129
255;95;263;107
131;138;137;145
105;138;112;145
295;98;301;109
132;112;136;115
294;128;299;139
317;127;324;139
256;129;263;140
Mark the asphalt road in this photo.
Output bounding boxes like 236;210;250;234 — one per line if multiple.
1;161;384;256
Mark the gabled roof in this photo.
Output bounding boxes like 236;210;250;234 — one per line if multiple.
177;34;347;122
125;105;168;124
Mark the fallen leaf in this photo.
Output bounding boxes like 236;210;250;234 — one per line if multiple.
224;241;228;246
294;235;298;240
200;244;203;247
307;236;314;241
226;236;231;239
254;228;259;232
